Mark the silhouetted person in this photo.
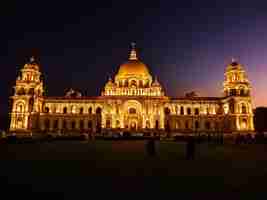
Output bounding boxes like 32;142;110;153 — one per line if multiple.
186;137;195;160
219;135;224;145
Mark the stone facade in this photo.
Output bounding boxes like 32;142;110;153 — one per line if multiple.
9;45;254;137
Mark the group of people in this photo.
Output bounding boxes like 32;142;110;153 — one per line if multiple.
235;133;254;144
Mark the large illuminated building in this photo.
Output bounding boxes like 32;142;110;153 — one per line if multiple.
9;44;254;137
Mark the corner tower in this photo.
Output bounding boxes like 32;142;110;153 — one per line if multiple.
9;57;44;135
223;59;254;132
223;59;251;97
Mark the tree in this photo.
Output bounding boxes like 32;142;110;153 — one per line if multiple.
254;107;267;133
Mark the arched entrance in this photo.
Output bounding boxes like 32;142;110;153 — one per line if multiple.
123;100;142;132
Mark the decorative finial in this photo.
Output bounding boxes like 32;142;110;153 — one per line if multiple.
231;57;237;63
131;42;136;49
30;56;35;63
129;42;137;60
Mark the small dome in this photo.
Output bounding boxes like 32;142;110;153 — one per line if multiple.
152;77;161;87
65;88;82;97
105;78;115;88
226;59;243;71
24;56;39;70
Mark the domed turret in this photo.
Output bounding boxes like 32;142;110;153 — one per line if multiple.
24;56;40;71
152;76;161;87
105;77;115;88
223;58;251;97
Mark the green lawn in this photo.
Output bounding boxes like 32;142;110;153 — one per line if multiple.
1;140;267;194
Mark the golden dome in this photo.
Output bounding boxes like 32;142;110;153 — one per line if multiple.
117;60;151;77
116;43;151;78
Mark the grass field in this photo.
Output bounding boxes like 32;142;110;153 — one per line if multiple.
1;140;267;195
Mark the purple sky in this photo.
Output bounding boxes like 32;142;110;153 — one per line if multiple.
0;0;267;130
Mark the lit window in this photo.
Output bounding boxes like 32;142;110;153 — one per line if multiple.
63;107;67;114
187;108;191;115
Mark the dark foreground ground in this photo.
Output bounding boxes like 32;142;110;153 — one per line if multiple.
1;140;267;196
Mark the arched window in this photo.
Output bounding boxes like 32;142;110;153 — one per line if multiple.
187;108;191;115
106;119;111;129
241;104;247;114
180;106;184;115
16;103;24;113
164;107;171;115
230;89;237;96
79;107;84;114
194;108;199;115
240;88;245;96
63;107;67;114
53;119;58;130
19;105;24;113
205;121;211;130
88;107;92;114
129;108;136;114
17;88;26;95
28;88;35;95
96;107;102;114
88;120;93;129
79;120;84;130
71;121;76;129
155;120;159;130
44;107;49;113
130;80;137;87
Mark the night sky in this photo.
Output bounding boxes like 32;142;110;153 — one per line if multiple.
1;0;267;129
